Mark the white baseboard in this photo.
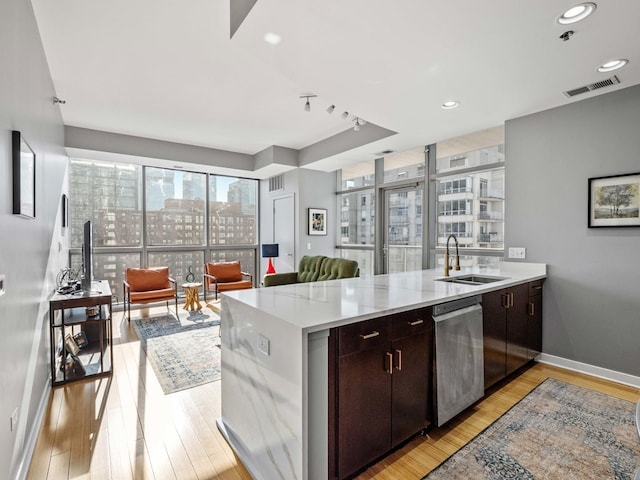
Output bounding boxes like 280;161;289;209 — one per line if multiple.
538;353;640;389
13;382;51;480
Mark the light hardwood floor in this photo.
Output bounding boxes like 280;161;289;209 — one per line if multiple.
28;307;640;480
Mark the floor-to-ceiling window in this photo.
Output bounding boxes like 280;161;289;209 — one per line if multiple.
381;147;426;273
430;125;505;268
336;126;505;275
69;160;258;302
336;160;375;276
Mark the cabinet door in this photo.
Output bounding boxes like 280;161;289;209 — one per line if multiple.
391;329;431;445
337;348;392;479
506;283;530;375
528;292;543;358
482;289;507;389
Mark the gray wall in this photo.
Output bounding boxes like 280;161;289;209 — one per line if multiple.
506;84;640;377
297;168;338;257
259;168;337;275
0;1;68;479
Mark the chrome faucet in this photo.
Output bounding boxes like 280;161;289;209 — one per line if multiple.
444;234;460;277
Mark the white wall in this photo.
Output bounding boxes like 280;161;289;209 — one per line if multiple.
505;84;640;377
0;2;68;478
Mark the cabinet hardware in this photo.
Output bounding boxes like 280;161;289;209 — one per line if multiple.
394;349;402;371
533;285;542;290
502;293;509;308
385;352;393;374
528;302;535;316
360;331;380;340
408;319;424;326
503;292;515;308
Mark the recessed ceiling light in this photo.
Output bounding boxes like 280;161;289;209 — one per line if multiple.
263;32;281;45
441;101;460;110
597;59;628;73
558;3;596;24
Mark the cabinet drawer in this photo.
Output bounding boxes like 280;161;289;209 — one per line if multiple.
528;279;544;296
338;317;390;357
391;307;432;340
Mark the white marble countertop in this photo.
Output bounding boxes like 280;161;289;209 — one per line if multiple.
223;261;546;333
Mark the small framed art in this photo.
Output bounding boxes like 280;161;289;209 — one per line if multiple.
308;208;327;236
12;130;36;218
588;172;640;228
62;194;69;227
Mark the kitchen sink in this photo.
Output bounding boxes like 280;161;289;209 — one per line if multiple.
436;274;509;286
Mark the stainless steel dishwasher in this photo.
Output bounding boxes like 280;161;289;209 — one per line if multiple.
433;295;484;426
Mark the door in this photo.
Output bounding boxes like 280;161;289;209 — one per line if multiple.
383;186;423;274
273;195;295;273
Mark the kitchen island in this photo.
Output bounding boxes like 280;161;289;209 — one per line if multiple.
217;262;546;480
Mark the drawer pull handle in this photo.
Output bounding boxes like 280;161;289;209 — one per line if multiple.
533;286;542;290
360;331;380;340
408;319;424;326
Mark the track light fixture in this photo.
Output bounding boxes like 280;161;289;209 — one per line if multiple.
53;96;66;105
297;95;366;131
300;94;317;112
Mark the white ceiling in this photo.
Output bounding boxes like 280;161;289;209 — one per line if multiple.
31;0;640;173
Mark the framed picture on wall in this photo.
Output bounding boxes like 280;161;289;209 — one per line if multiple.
308;208;327;235
12;130;36;218
588;172;640;227
62;194;69;227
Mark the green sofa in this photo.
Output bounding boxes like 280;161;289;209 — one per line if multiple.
263;255;359;287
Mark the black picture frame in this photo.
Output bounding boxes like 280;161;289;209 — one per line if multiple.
308;207;327;235
12;130;36;218
588;172;640;228
62;194;69;227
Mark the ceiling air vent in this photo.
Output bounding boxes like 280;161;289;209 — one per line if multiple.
563;75;620;98
268;174;284;193
373;149;395;157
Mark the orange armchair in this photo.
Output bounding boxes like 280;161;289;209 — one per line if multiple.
203;261;253;301
123;267;178;321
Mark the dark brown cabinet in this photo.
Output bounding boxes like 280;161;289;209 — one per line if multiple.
390;315;432;446
505;283;530;376
482;288;508;389
527;280;544;358
483;282;541;389
330;308;433;480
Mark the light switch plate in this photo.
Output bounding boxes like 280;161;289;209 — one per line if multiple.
508;247;526;259
258;334;270;356
10;408;17;432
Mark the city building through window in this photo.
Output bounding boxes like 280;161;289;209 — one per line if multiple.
69;160;258;300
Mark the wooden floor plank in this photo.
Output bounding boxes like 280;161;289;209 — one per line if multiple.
26;305;640;480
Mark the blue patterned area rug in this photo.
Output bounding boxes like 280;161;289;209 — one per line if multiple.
130;308;221;395
424;378;640;479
